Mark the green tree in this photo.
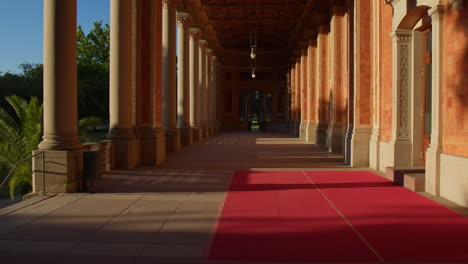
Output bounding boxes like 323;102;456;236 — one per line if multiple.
0;96;42;197
77;21;110;120
0;96;103;198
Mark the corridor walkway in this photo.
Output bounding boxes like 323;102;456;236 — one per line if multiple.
0;133;466;264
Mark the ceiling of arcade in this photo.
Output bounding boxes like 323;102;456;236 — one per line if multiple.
179;0;340;69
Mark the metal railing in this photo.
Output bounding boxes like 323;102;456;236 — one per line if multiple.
0;151;45;195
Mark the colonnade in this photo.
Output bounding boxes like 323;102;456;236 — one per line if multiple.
33;0;219;194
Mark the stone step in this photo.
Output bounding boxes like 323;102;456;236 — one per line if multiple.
403;173;426;192
385;167;425;186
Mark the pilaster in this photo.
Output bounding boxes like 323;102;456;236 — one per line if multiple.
425;5;444;195
299;48;308;140
389;29;413;167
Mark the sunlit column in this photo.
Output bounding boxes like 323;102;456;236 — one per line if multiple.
189;28;200;141
176;12;191;146
198;39;207;138
39;0;81;151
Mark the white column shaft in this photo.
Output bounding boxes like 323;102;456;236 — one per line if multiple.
189;29;200;127
40;0;81;150
176;13;190;128
162;1;177;130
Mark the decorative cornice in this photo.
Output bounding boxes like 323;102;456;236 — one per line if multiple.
176;12;190;28
162;0;177;9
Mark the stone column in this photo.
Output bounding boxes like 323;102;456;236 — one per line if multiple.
299;47;308;140
198;40;207;139
162;0;180;152
152;0;166;164
294;56;301;137
176;12;191;146
211;55;218;135
108;0;138;169
189;28;200;141
205;48;213;137
349;0;372;167
369;1;381;169
306;39;319;143
316;25;330;147
328;6;345;153
389;30;413;168
425;6;444;195
34;0;82;194
289;65;296;135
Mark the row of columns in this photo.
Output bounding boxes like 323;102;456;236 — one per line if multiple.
288;3;363;165
33;0;220;194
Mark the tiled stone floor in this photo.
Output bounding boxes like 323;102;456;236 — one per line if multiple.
0;132;463;264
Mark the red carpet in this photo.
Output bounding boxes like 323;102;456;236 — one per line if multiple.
207;170;468;263
305;170;468;262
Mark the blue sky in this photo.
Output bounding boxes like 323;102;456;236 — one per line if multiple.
0;0;110;74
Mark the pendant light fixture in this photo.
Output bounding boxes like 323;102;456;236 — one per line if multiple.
250;27;257;59
251;58;256;79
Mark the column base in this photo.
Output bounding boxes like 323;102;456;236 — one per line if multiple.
198;126;204;140
32;149;83;194
191;126;200;142
203;125;209;138
425;145;442;196
369;129;381;170
289;120;295;136
155;127;166;165
305;122;318;143
165;129;181;152
299;121;307;140
328;123;344;153
316;122;328;148
111;137;139;169
139;127;156;165
344;127;353;165
389;139;412;168
293;120;301;137
179;126;192;146
349;127;372;167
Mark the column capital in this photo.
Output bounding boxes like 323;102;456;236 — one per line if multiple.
390;29;412;42
212;55;217;62
206;48;213;55
301;48;308;56
163;0;177;9
189;27;200;39
428;5;444;22
199;39;207;47
176;12;190;28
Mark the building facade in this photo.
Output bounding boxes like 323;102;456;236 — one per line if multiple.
34;0;468;208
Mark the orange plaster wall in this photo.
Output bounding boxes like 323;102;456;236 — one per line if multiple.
379;2;393;142
320;34;329;123
308;45;317;122
358;3;371;125
335;17;343;123
443;2;468;157
302;54;308;122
